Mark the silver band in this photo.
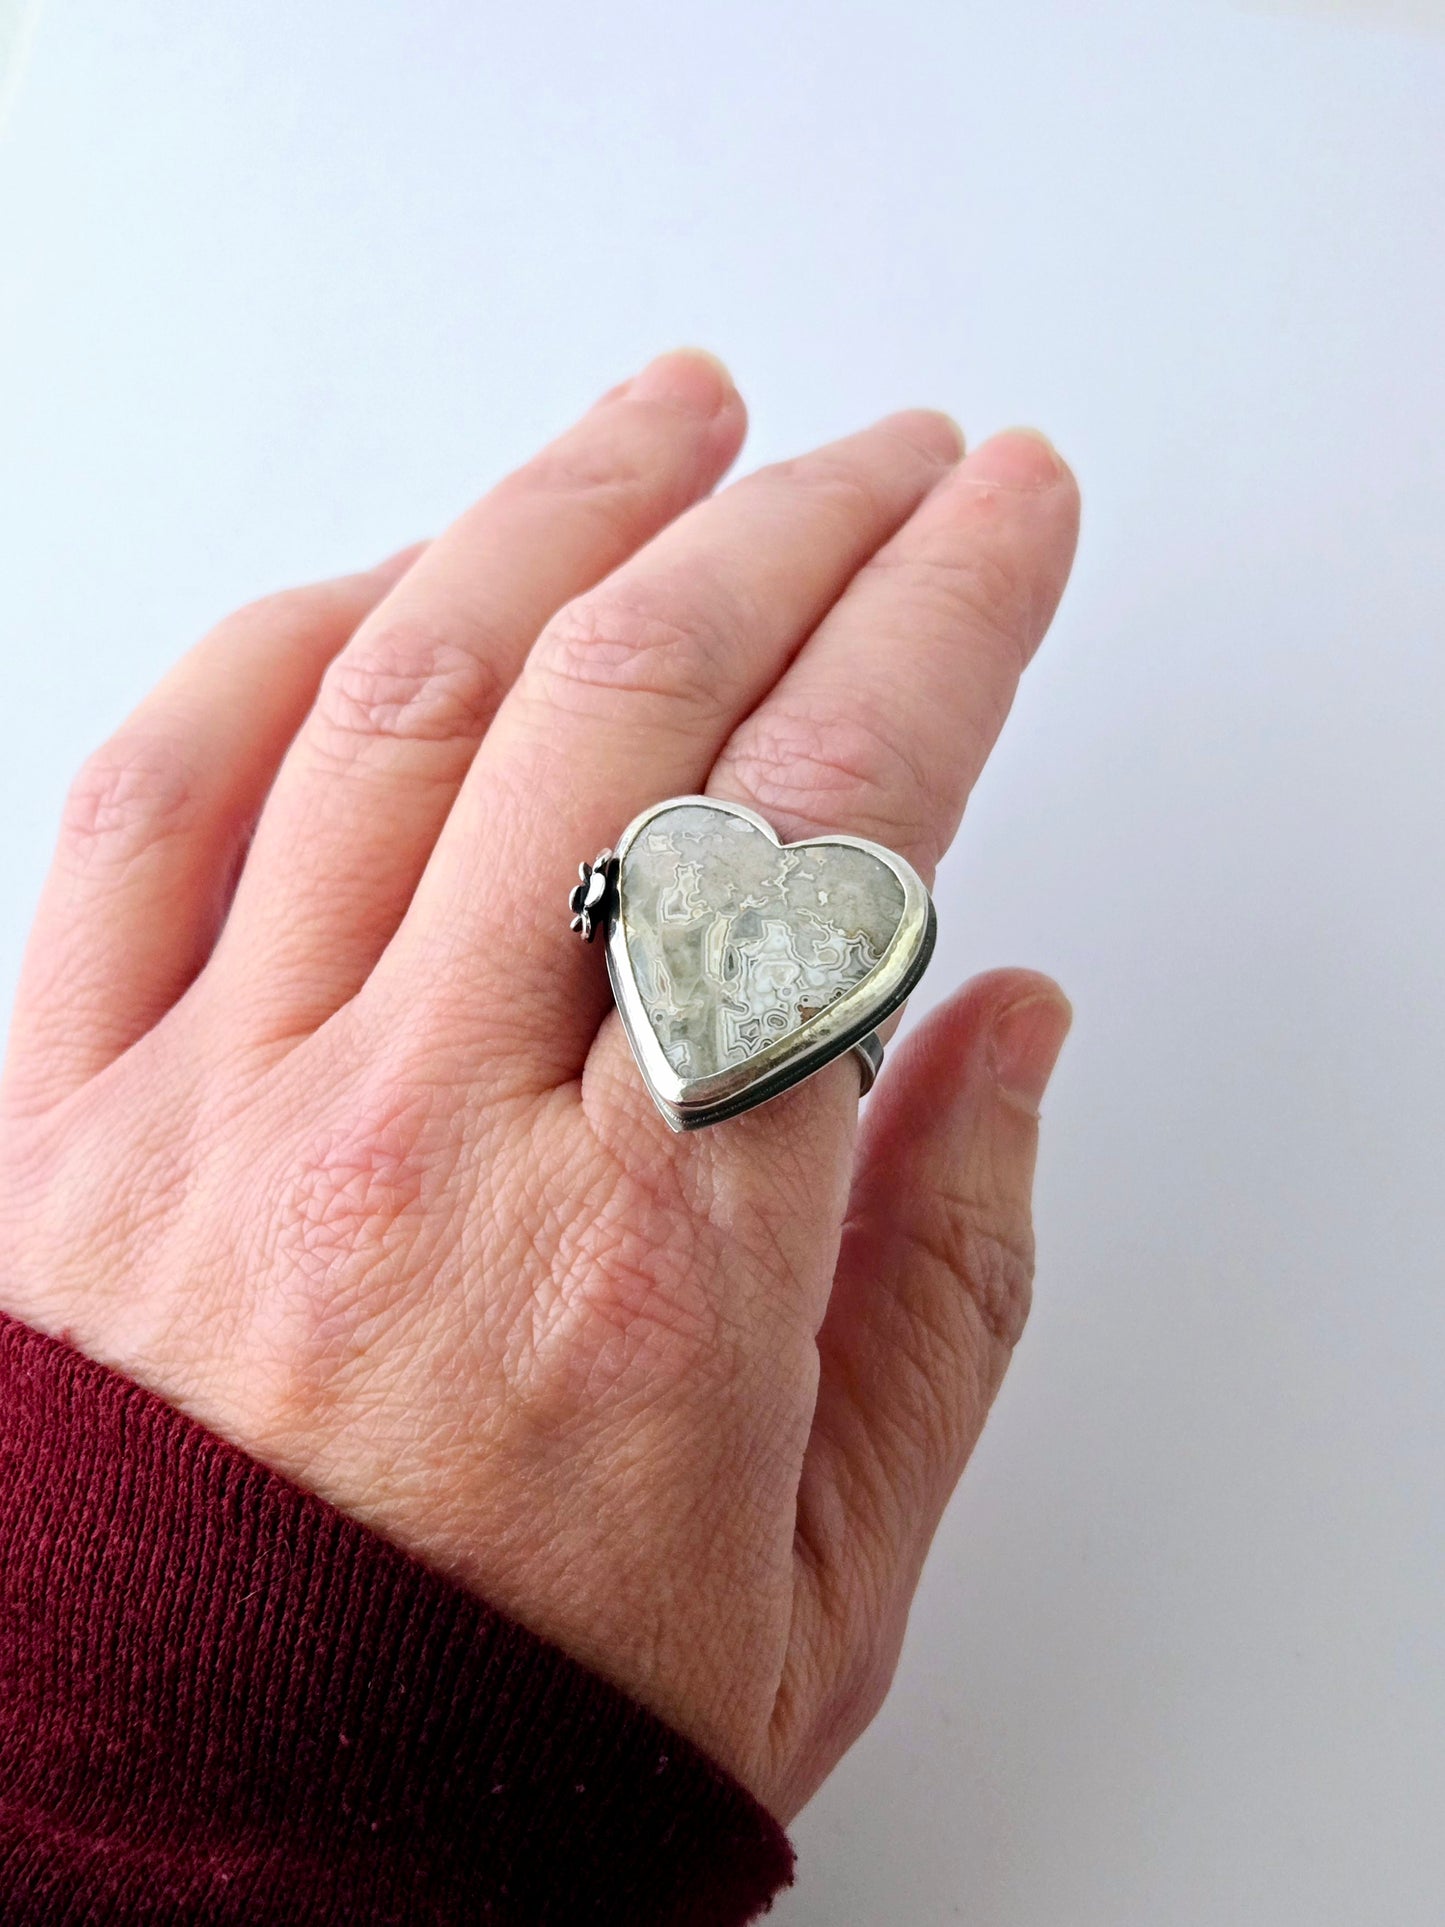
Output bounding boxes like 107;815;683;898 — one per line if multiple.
850;1031;884;1096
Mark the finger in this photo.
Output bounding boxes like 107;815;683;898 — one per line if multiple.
3;551;422;1116
388;409;965;1076
585;426;1077;1182
710;427;1080;878
206;351;748;1044
782;971;1072;1801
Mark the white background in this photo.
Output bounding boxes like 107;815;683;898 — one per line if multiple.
2;3;1443;1921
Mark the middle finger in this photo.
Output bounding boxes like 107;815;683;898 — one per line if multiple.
380;410;964;1076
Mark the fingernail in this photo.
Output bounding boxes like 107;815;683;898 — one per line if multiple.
962;427;1063;490
627;348;736;417
989;990;1073;1117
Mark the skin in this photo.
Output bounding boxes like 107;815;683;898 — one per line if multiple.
0;351;1079;1824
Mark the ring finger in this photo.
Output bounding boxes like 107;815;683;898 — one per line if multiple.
588;426;1080;1169
383;409;966;1077
711;426;1079;881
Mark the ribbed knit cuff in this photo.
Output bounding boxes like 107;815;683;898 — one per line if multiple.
0;1311;793;1924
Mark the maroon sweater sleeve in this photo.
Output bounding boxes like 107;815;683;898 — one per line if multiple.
0;1312;794;1924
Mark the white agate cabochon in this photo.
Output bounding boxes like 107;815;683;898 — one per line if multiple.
616;803;908;1083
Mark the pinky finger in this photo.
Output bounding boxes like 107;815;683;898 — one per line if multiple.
3;548;423;1116
778;969;1072;1812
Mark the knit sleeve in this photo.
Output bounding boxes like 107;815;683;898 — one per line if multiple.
0;1311;793;1925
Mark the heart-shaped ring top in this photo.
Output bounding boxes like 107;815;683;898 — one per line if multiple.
602;798;935;1130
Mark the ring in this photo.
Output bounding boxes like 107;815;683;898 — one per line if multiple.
570;797;935;1131
849;1030;885;1098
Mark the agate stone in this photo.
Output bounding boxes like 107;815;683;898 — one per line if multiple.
617;803;906;1081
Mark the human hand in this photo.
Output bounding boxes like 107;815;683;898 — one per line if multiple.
0;352;1078;1821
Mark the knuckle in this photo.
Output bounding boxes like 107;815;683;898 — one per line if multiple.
61;734;201;867
491;387;733;552
534;578;733;717
568;1228;723;1370
720;705;938;866
269;1083;450;1295
538;1172;727;1389
257;1078;467;1432
874;532;1038;673
503;438;665;534
748;450;890;531
918;1189;1036;1354
312;618;499;757
957;548;1041;668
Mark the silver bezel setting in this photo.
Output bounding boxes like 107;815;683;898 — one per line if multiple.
603;797;936;1131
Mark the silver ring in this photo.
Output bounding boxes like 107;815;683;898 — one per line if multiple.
570;797;932;1131
850;1031;885;1097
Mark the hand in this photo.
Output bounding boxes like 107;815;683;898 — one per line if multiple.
0;352;1078;1820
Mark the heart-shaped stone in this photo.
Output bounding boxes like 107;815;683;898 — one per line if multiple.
605;799;934;1129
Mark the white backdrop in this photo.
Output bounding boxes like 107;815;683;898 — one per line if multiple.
3;3;1443;1921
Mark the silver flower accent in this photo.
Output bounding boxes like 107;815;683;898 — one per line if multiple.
568;850;615;942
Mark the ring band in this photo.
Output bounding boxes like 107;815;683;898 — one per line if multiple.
849;1031;885;1097
570;797;934;1131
